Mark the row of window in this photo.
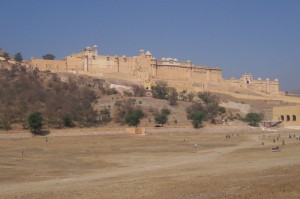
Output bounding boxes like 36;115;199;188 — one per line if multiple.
281;115;296;122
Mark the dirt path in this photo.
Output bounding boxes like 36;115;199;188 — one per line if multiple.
0;126;299;199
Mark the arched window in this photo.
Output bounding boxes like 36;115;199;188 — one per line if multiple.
286;115;290;121
292;115;296;121
280;115;284;121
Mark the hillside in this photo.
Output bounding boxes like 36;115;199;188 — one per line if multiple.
0;64;115;130
0;63;193;131
1;62;286;131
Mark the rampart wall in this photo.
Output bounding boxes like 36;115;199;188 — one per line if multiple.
30;46;280;96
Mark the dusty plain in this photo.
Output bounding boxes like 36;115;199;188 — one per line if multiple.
0;126;299;199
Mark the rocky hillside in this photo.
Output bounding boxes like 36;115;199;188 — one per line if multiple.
0;63;117;130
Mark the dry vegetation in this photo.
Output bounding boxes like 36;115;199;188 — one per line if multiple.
0;64;118;129
0;126;299;199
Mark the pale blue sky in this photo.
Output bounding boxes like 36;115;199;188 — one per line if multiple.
1;0;299;91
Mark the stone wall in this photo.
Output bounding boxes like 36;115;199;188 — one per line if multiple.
272;105;300;126
29;46;280;96
220;101;251;115
31;58;66;71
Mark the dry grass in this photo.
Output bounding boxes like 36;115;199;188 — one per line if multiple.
0;127;299;199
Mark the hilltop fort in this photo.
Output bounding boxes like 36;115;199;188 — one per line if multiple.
30;45;280;96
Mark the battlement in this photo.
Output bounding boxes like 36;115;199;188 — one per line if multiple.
29;45;280;96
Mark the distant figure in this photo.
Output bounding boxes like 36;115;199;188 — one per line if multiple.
22;150;24;157
262;141;264;145
272;146;280;152
194;144;197;148
282;139;285;146
46;137;48;142
273;138;276;143
294;134;296;138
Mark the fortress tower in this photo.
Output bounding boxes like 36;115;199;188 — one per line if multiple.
83;45;98;72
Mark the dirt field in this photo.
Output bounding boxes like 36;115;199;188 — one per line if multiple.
0;126;299;199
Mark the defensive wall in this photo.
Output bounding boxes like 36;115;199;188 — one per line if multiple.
30;45;280;96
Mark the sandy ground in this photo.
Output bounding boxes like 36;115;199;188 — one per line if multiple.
0;126;299;199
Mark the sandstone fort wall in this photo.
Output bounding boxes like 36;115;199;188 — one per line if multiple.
30;45;280;96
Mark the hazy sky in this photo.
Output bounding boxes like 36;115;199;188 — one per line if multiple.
1;0;299;91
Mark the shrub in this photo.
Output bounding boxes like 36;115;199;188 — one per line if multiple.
167;87;178;106
123;90;133;97
42;54;55;60
14;52;23;62
155;113;168;127
154;108;171;127
114;98;136;123
0;118;12;130
189;111;206;128
244;113;263;126
125;109;145;126
186;102;207;128
132;85;146;97
27;112;43;134
63;115;74;127
187;92;195;102
151;81;168;99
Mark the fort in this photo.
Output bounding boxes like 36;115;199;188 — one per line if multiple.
30;45;281;96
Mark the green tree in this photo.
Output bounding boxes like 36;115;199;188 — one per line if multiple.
125;109;144;127
42;54;55;60
154;113;168;127
14;52;23;62
154;108;171;127
63;115;73;127
186;102;207;128
189;111;206;128
114;98;136;123
151;81;168;99
27;112;43;134
244;113;263;126
197;92;225;123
